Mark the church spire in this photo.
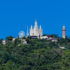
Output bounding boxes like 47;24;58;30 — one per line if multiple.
40;25;42;30
34;20;39;36
35;20;38;27
31;25;33;30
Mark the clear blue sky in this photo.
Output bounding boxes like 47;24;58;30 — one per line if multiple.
0;0;70;39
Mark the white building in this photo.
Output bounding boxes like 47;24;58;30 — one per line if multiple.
41;36;48;39
30;20;43;37
2;40;6;45
22;39;27;45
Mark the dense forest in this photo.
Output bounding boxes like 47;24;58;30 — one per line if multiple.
0;36;70;70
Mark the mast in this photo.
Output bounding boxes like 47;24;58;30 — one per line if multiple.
27;26;29;37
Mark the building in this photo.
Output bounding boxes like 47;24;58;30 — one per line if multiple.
46;35;58;42
40;36;48;39
22;39;27;45
30;36;38;39
2;40;6;45
62;26;66;39
51;38;58;42
30;20;43;38
47;35;53;40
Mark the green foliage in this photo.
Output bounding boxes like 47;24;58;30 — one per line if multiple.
0;38;70;70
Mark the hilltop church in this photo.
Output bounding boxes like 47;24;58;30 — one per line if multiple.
30;20;43;37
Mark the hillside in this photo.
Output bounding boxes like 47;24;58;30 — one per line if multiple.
0;38;70;70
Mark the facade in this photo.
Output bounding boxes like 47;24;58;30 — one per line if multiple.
62;26;66;39
30;20;43;37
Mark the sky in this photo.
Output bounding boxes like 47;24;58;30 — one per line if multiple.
0;0;70;39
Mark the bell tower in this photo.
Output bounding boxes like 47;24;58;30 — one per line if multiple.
62;26;66;39
34;20;39;36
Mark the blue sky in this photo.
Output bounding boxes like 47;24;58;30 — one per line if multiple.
0;0;70;39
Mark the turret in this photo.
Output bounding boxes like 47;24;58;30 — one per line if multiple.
62;26;66;39
34;20;39;36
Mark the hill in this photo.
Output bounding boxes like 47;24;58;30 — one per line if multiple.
0;38;70;70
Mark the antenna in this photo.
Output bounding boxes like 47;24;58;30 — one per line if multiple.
27;26;29;37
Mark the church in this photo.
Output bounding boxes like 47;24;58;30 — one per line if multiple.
30;20;43;37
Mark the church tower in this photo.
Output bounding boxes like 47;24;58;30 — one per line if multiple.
34;20;39;36
62;26;66;39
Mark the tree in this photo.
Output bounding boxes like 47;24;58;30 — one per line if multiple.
6;36;14;44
